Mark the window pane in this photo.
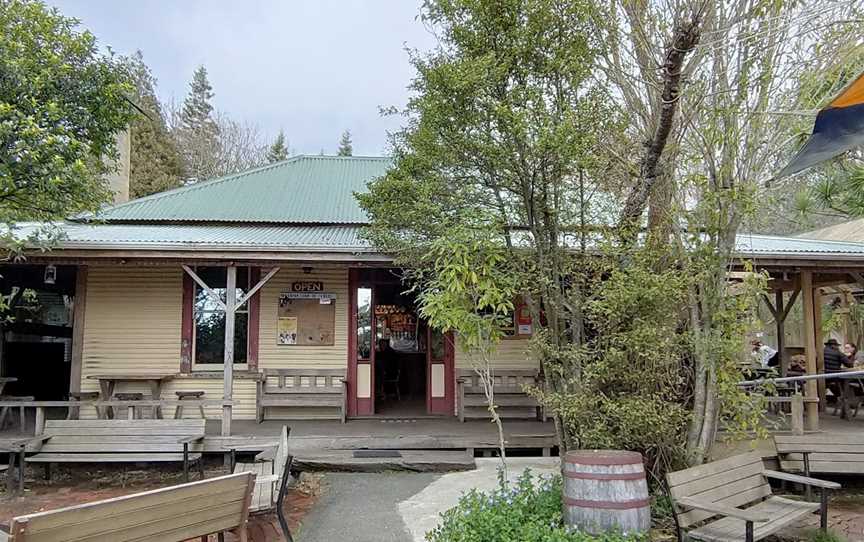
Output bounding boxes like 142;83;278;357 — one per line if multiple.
430;328;445;360
193;266;249;365
234;312;248;363
195;311;225;364
356;287;372;360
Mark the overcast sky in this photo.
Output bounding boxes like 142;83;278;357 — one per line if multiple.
48;0;437;156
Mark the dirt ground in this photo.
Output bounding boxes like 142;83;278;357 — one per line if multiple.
0;459;322;542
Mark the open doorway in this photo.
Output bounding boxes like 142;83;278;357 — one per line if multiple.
374;280;427;417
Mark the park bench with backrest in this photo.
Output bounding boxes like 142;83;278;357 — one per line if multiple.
256;369;346;423
456;369;542;421
0;472;256;542
666;451;839;542
774;433;864;477
26;419;206;482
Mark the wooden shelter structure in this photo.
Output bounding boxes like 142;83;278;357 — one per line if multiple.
737;233;864;430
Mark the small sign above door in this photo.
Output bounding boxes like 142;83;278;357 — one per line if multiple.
291;281;324;292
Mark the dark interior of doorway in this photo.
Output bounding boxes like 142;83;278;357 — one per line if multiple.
0;265;77;400
374;280;427;417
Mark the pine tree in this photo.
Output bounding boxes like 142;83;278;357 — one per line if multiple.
124;51;183;198
267;130;289;163
337;129;353;156
176;65;220;182
180;66;216;133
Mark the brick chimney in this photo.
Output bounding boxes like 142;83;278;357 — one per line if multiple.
105;128;130;204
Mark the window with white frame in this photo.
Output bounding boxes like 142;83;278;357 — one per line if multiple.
193;266;250;366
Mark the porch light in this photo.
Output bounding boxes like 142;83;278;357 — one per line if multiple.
44;265;57;285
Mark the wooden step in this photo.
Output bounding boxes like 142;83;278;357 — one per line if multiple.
293;449;475;473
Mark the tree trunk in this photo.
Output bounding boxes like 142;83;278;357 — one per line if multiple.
619;10;702;231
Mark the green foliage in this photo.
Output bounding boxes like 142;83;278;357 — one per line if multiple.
805;529;846;542
426;470;645;542
418;226;516;355
267;130;290;163
124;51;183;198
337;129;353;156
0;0;135;223
176;65;220;182
534;252;691;473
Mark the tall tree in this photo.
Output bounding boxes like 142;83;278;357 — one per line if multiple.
267;130;290;163
0;0;134;231
175;65;220;182
337;129;353;156
123;51;183;198
359;0;620;460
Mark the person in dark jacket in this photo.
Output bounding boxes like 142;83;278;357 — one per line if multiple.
824;338;852;373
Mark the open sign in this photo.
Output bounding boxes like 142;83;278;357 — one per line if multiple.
291;281;324;292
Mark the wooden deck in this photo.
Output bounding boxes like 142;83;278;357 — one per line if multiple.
205;418;558;455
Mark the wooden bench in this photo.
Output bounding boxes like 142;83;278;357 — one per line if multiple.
0;472;256;542
666;451;839;542
257;369;346;423
26;419;206;482
230;426;295;541
456;369;542;422
775;433;864;476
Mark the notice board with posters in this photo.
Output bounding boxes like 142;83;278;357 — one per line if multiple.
277;289;336;346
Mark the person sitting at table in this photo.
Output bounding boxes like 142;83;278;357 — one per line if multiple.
824;338;852;373
750;340;779;368
844;342;864;367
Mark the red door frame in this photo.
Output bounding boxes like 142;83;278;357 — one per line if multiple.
347;267;455;418
347;268;375;416
426;329;455;415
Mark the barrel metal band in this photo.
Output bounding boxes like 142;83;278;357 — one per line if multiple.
562;496;651;510
564;454;643;466
563;470;645;481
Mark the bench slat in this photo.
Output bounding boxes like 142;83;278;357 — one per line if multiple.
263;388;342;394
463;395;539;407
687;497;818;542
667;452;763;488
27;453;202;463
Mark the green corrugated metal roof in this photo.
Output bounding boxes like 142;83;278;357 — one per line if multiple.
79;155;391;224
12;222;372;252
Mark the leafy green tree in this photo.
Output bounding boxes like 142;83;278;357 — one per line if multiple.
359;0;617;457
418;226;517;472
124;51;183;198
267;130;290;163
0;0;134;226
337;129;353;156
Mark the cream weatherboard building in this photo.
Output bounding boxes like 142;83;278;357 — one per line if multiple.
7;155;864;433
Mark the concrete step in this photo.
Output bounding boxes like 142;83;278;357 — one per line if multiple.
293;449;476;473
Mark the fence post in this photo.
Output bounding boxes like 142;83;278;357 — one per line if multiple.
791;393;804;435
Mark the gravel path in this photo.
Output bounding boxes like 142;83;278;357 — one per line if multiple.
296;472;439;542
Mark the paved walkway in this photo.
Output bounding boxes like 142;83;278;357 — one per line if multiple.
295;472;439;542
295;458;560;542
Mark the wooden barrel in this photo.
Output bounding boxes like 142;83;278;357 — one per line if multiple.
562;450;650;535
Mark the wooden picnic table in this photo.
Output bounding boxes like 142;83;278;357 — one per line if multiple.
87;374;175;419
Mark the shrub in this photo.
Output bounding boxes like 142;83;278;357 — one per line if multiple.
426;470;646;542
806;530;846;542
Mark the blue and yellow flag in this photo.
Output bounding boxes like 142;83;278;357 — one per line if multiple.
778;72;864;178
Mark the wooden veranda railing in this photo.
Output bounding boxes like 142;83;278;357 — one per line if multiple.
738;370;864;434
